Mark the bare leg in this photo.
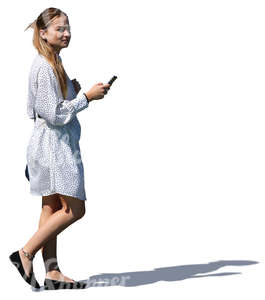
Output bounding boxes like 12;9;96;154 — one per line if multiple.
19;193;86;279
39;194;77;282
39;193;62;273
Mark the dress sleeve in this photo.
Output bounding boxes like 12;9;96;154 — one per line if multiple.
34;62;89;126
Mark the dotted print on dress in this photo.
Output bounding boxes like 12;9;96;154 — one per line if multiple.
26;53;89;201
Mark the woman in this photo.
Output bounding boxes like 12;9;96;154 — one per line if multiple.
9;7;110;290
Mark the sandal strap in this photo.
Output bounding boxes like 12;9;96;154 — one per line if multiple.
21;248;35;261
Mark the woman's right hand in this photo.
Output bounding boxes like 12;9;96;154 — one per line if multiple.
85;83;110;101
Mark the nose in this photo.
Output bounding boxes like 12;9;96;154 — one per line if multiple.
64;29;71;38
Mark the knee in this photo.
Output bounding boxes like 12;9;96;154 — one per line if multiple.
42;204;62;215
42;194;62;214
58;194;86;221
65;205;86;221
75;206;86;220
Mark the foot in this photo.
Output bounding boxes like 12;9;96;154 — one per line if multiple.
18;249;33;278
45;270;75;283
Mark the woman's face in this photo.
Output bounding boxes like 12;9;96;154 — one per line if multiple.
40;14;71;54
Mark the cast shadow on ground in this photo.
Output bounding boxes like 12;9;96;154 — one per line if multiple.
33;259;258;291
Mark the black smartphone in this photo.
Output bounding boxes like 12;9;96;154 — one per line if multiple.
108;75;117;86
104;75;117;94
105;75;117;91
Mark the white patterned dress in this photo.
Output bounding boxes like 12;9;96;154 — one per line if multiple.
26;53;89;201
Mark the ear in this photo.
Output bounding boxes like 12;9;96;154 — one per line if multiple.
39;29;47;41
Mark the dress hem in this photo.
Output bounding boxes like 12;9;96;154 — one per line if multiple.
29;189;87;201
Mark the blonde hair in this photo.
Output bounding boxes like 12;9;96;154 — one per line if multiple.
25;7;68;99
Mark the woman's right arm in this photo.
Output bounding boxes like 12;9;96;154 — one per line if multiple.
35;62;111;127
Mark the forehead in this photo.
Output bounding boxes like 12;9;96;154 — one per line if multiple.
50;14;69;27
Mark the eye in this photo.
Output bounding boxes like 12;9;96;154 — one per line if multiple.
57;26;71;33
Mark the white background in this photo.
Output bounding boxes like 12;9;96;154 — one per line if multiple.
1;0;264;297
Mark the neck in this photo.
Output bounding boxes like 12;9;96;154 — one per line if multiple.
52;46;61;55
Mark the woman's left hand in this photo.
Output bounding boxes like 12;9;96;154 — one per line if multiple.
71;78;81;94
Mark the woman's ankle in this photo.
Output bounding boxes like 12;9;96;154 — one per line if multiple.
46;268;61;275
20;247;35;261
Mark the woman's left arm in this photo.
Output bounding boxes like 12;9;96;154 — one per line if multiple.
34;63;89;127
71;78;81;94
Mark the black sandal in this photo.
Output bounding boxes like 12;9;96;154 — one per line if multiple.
9;249;40;289
44;278;87;290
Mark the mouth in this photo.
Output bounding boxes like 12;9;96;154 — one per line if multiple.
62;40;69;42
